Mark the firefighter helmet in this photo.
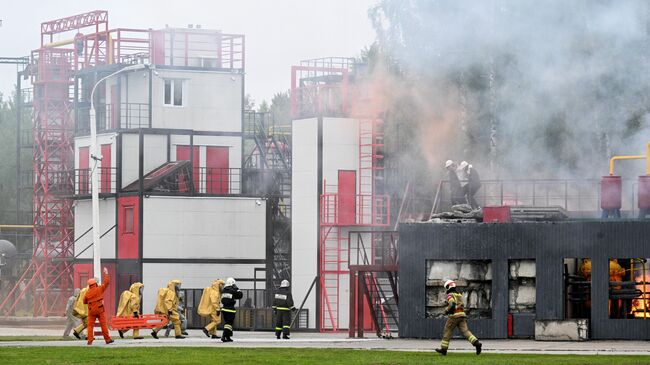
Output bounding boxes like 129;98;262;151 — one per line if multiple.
225;277;236;287
444;280;456;290
280;280;290;288
459;161;469;170
445;160;454;168
87;278;97;286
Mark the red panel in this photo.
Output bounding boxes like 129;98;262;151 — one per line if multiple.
483;206;511;223
151;30;165;65
79;147;90;194
176;145;200;192
117;196;139;259
338;170;356;224
100;144;111;193
73;263;93;289
206;146;229;194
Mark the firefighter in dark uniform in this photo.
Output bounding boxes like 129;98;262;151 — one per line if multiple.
272;280;295;339
220;277;243;342
435;280;482;356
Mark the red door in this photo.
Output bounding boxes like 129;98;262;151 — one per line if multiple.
206;146;229;194
79;147;89;194
100;144;112;193
117;196;139;259
74;263;116;321
176;145;200;192
338;170;356;224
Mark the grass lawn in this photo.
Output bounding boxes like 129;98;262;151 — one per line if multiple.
1;347;650;365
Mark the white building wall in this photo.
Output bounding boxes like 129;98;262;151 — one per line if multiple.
291;117;361;329
142;196;266;259
120;133;168;188
291;118;319;329
74;199;116;259
142;263;264;313
151;69;242;132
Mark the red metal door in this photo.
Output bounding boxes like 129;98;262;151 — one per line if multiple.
79;147;89;194
117;196;139;259
151;30;165;65
206;146;229;194
100;144;111;193
338;170;356;224
176;145;200;192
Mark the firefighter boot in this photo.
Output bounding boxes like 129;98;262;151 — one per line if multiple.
474;341;482;355
202;328;210;338
283;334;290;340
118;330;124;339
435;348;447;356
275;330;281;339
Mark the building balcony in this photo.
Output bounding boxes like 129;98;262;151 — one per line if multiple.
76;102;150;135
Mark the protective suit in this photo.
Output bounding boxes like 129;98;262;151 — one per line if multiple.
272;280;294;339
220;277;243;342
152;279;184;339
63;289;81;338
165;292;188;337
72;286;89;339
83;271;113;345
199;279;225;338
435;280;482;356
116;282;144;339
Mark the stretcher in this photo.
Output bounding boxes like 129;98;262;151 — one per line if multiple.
109;314;169;331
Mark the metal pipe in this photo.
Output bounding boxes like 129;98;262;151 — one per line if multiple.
609;155;645;176
42;38;75;48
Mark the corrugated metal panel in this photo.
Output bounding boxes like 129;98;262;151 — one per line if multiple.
398;221;650;339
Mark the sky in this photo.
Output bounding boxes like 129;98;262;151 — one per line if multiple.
0;0;377;104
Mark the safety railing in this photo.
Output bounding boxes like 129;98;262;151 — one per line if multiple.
76;102;150;135
348;230;399;268
320;193;390;226
432;178;641;216
75;167;117;195
193;167;242;195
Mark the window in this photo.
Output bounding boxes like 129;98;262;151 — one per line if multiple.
608;258;649;319
425;260;492;319
564;258;591;319
164;79;184;106
124;206;134;234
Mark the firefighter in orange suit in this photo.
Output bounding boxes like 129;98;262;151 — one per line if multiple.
83;267;114;345
435;280;482;356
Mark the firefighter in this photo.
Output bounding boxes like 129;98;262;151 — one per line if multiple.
116;282;144;339
72;285;89;340
151;279;185;339
165;291;188;337
63;288;81;338
199;279;225;339
83;268;114;345
459;161;481;209
445;160;465;206
220;277;243;342
435;280;482;356
272;279;295;339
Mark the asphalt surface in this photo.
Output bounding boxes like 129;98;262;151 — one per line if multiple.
1;327;650;355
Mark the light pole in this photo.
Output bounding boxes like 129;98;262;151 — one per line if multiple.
89;63;146;281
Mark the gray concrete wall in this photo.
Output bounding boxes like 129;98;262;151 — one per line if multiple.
398;221;650;339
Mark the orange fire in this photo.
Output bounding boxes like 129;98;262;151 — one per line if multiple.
631;274;650;318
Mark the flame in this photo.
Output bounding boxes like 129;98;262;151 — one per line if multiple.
631;274;650;318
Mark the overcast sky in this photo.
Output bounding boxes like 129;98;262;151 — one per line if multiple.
0;0;377;104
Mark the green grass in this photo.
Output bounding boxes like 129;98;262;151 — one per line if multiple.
0;348;649;365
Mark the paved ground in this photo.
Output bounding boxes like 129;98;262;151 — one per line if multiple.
1;326;649;355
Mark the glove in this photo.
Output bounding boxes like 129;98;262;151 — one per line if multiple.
133;311;139;318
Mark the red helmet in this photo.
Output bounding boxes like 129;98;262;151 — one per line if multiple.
87;278;97;286
444;280;456;290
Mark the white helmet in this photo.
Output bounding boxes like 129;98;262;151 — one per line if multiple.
225;277;236;287
444;280;456;290
280;280;290;288
459;161;469;170
445;160;454;168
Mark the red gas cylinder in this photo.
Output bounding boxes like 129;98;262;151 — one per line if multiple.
483;206;511;223
638;175;650;209
600;176;622;210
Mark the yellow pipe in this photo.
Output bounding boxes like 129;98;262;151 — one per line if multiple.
0;225;33;229
608;141;650;175
42;38;75;48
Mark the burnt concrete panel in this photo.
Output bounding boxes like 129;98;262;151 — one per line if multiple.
398;221;650;339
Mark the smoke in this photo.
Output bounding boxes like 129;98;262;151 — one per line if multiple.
369;0;650;182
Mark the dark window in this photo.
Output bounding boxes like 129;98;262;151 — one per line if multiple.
164;80;172;105
124;206;134;234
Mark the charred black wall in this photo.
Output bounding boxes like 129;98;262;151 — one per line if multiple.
398;221;650;339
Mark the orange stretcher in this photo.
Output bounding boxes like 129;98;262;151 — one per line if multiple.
109;314;169;331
